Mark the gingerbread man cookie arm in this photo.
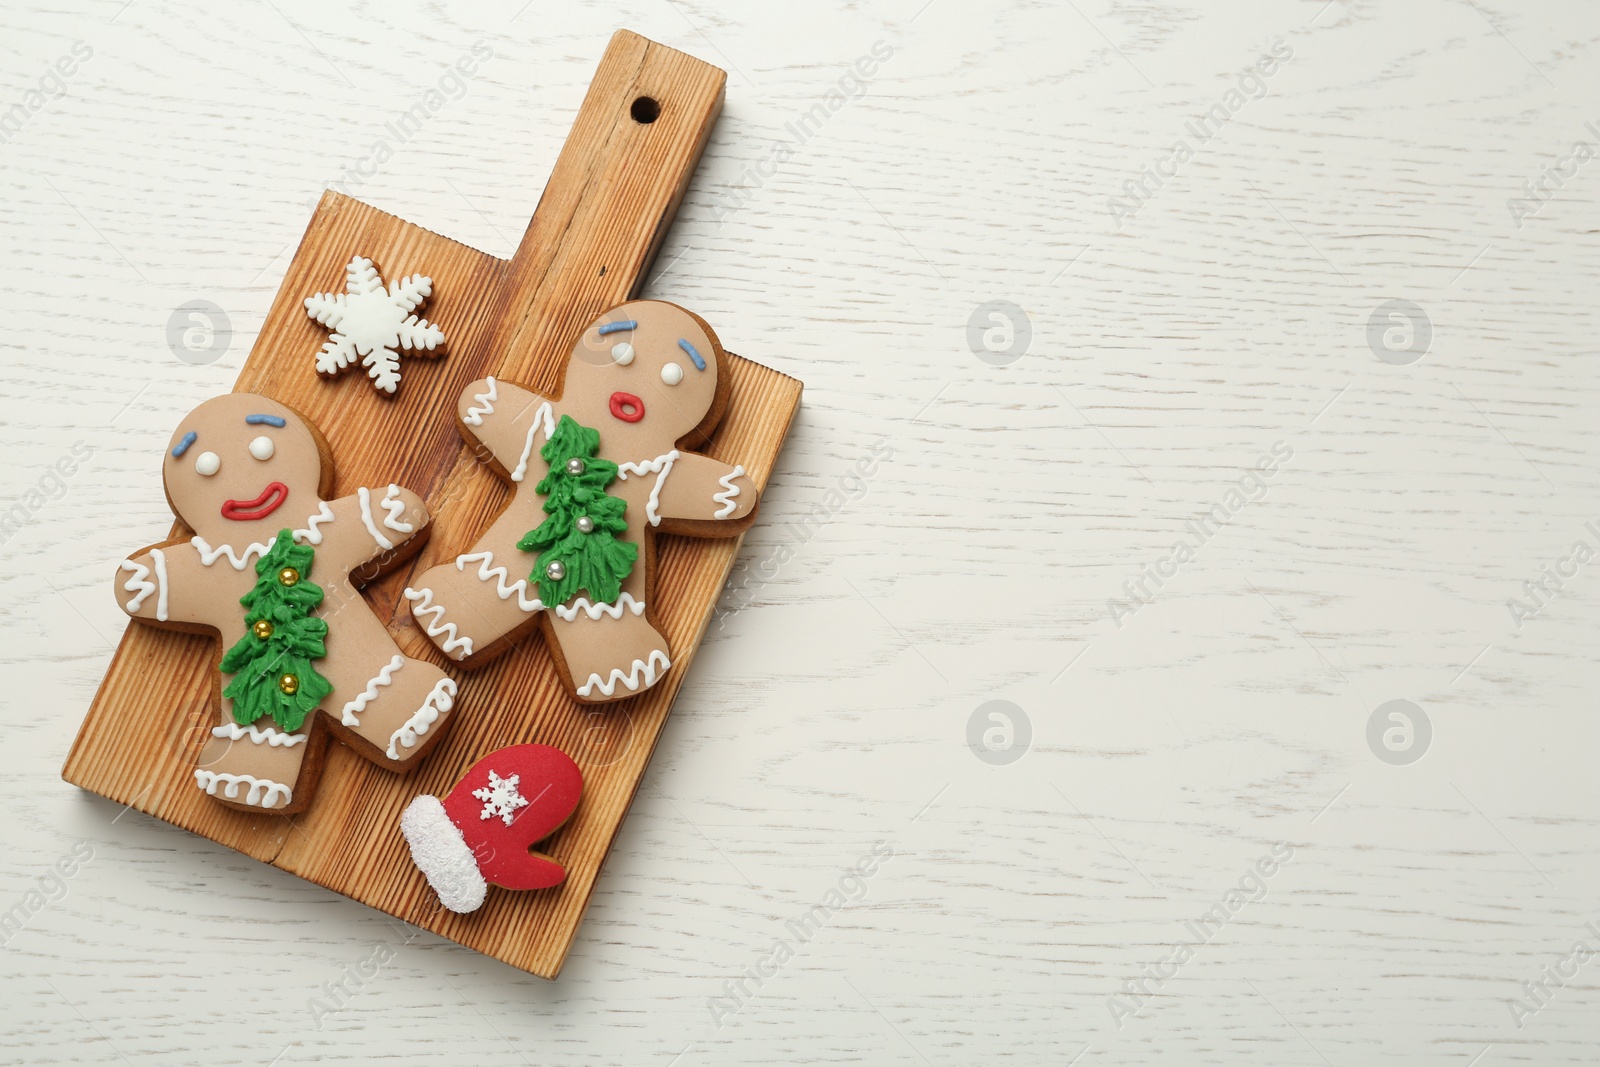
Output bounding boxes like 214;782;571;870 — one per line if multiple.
114;541;222;628
455;377;559;483
310;485;430;575
649;452;759;526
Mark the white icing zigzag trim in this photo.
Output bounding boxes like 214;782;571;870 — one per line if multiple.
553;591;646;622
295;502;336;545
456;551;544;613
509;401;557;482
120;558;155;613
617;450;679;527
462;377;497;426
576;649;671;698
193;535;274;570
386;678;456;760
342;654;404;726
404;586;474;656
196;507;346;566
194;769;292;809
712;465;746;520
150;548;169;621
358;486;394;550
211;722;307;747
379;484;414;534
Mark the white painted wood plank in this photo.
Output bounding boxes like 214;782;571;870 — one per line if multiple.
3;1;1597;1063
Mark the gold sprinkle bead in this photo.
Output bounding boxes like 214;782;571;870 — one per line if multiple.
278;567;300;587
252;619;274;640
278;673;299;695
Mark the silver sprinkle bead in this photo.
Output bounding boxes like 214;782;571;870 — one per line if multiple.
545;561;566;581
565;458;586;476
575;516;595;533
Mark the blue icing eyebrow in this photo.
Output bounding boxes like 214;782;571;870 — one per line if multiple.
677;338;706;371
246;414;286;427
597;320;637;336
171;431;197;458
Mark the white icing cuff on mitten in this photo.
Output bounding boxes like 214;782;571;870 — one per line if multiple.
400;795;486;914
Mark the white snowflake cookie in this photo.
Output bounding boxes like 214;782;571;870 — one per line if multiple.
304;254;447;395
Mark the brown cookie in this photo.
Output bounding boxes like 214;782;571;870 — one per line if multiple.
404;300;758;703
115;392;456;813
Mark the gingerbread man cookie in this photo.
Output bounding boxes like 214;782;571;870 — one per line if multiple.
114;393;457;813
404;300;758;703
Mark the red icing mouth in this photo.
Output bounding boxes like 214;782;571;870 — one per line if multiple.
221;482;289;522
609;391;644;423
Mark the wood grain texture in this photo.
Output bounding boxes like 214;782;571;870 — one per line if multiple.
59;29;803;979
6;1;1600;1065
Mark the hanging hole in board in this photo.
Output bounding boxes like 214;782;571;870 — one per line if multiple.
630;96;660;124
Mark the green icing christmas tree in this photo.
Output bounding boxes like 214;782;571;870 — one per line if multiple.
218;530;334;733
518;414;637;606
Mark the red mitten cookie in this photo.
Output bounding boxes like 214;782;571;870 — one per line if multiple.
404;300;760;703
113;393;456;814
399;744;583;913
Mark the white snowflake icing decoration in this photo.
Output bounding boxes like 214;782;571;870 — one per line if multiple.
472;770;529;826
303;254;446;394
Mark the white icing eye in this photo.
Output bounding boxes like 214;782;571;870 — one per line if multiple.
195;451;221;476
611;342;635;365
660;362;684;386
249;435;275;461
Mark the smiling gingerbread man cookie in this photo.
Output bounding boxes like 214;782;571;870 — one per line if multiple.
114;393;456;813
404;300;758;703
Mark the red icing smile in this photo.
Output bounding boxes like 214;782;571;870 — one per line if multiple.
609;391;645;423
221;482;289;522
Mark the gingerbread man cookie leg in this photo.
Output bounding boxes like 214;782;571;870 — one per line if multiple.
404;504;550;664
193;718;313;812
549;612;672;701
403;378;558;661
314;582;457;765
406;301;760;704
287;492;457;765
114;393;452;814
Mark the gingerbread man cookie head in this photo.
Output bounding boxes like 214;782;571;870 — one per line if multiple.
561;300;725;452
162;393;329;546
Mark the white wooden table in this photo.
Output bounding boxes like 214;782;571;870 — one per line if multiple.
4;2;1597;1063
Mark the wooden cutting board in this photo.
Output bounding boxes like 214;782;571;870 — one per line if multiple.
61;29;802;979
